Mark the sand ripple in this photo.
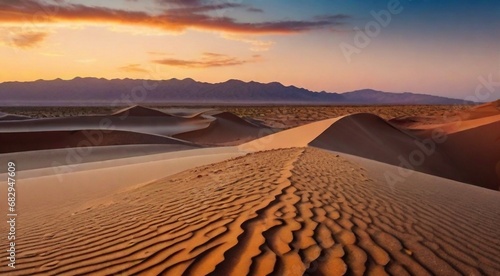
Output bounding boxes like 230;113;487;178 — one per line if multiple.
0;148;498;275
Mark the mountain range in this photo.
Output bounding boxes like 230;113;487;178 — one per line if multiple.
0;77;472;106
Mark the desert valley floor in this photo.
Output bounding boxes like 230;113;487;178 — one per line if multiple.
0;103;499;275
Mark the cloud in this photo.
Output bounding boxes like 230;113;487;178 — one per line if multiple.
156;0;203;6
166;3;246;14
246;7;264;13
119;63;149;73
7;31;48;48
0;0;350;35
202;52;226;57
156;0;263;16
314;14;351;21
153;52;256;68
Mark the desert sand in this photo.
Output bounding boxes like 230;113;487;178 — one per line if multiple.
0;106;273;153
0;102;499;275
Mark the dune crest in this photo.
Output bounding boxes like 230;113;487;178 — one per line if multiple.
111;105;175;117
0;112;31;121
239;116;345;151
309;113;461;182
175;111;275;146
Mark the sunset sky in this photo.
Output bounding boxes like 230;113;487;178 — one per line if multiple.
1;0;499;99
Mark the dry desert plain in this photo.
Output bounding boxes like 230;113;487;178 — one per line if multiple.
0;102;499;275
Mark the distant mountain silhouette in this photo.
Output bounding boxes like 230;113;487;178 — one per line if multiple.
0;77;472;106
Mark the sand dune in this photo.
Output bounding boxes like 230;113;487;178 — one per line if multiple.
0;106;274;151
112;106;213;121
10;147;243;181
0;144;198;173
461;100;500;120
309;113;462;183
0;147;244;214
240;117;344;151
390;100;500;130
0;112;30;121
174;111;274;146
0;129;198;154
111;105;175;117
1;147;498;275
0;109;212;137
389;101;500;190
157;108;214;119
438;120;500;190
0;103;498;275
242;111;498;190
397;114;500;135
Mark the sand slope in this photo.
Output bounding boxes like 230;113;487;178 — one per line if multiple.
0;147;244;217
389;101;500;190
461;100;500;120
0;144;194;173
239;117;344;151
0;112;30;121
111;105;175;117
1;147;498;275
309;113;462;183
391;113;500;135
0;106;274;151
243;111;498;190
174;111;275;146
0;129;198;154
390;100;500;130
0;109;211;137
439;120;500;190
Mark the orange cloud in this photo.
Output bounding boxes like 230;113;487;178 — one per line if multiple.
7;31;48;48
0;0;349;35
153;52;255;68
